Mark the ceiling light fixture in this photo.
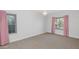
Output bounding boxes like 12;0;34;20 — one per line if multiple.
42;11;48;16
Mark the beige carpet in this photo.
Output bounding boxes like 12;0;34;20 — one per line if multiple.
0;33;79;49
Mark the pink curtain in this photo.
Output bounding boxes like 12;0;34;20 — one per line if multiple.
0;10;9;45
63;15;69;37
51;17;56;33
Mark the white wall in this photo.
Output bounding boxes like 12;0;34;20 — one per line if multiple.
6;10;45;42
46;11;79;39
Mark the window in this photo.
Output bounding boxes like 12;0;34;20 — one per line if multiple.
55;17;64;30
7;14;17;33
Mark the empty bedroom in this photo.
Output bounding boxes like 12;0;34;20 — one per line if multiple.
0;10;79;49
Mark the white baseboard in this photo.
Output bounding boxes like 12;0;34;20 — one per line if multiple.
9;32;46;43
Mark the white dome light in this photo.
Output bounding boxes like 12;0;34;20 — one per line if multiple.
42;11;48;16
